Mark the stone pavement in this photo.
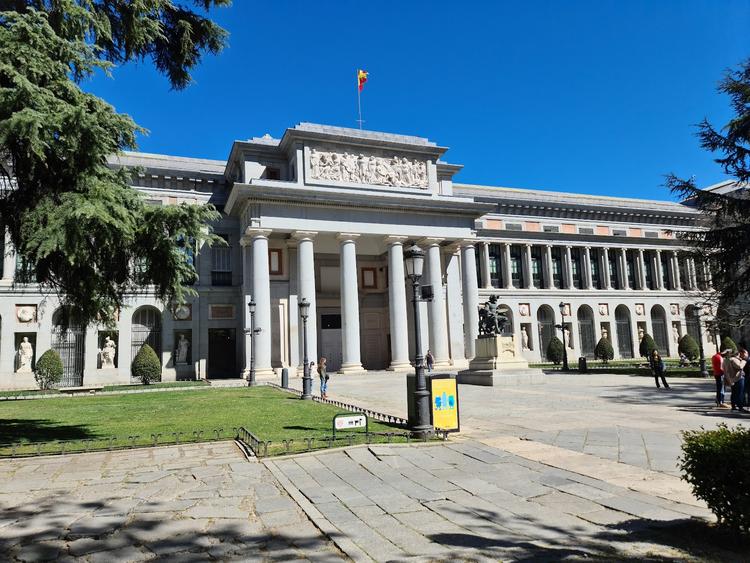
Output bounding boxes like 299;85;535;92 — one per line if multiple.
266;441;735;562
298;372;749;478
0;441;345;562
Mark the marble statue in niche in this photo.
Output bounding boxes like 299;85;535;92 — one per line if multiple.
176;333;190;365
100;336;116;369
309;148;428;188
673;325;680;344
17;337;33;373
521;327;530;350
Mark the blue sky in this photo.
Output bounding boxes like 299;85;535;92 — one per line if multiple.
83;1;749;200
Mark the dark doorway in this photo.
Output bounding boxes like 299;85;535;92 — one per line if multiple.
208;328;236;378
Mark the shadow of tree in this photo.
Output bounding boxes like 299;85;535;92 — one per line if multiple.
0;418;97;444
0;493;345;561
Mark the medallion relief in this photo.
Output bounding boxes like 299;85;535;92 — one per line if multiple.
309;148;428;188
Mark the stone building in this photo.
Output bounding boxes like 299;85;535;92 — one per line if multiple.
0;123;715;388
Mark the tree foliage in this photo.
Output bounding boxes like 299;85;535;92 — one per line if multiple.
721;335;738;353
678;334;700;361
0;3;228;325
594;337;614;363
639;333;657;358
546;336;564;365
666;58;750;322
132;343;161;384
34;348;63;389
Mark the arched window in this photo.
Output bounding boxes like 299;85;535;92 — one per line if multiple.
650;305;669;355
537;305;556;361
615;305;633;359
577;305;596;358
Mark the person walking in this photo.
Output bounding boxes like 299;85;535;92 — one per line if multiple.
317;357;329;400
425;349;434;373
711;348;727;407
723;349;747;412
650;350;670;389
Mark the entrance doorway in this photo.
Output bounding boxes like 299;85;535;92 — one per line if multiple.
208;328;236;378
320;314;342;372
52;309;85;387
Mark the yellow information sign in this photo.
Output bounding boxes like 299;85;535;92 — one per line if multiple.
430;376;460;432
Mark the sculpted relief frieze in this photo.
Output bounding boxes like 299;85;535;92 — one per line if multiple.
309;148;428;188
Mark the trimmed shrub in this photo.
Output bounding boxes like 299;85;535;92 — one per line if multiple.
680;424;750;534
132;344;161;384
594;338;614;363
34;349;63;390
546;336;564;365
639;333;657;358
678;334;700;361
721;336;738;353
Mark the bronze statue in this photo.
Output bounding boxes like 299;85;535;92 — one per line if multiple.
478;295;509;336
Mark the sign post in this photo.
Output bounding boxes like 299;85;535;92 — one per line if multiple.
332;413;368;439
430;375;460;433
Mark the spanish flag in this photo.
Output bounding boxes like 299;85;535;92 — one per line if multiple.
357;69;368;91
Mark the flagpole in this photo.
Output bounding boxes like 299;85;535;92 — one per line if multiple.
356;69;363;129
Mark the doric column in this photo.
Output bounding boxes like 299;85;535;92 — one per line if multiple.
637;249;647;289
460;242;480;359
337;233;363;373
544;244;554;289
2;228;16;281
480;242;491;289
620;248;630;290
602;248;612;289
583;246;593;289
502;243;513;289
564;246;574;289
688;257;698;290
655;250;664;290
245;228;274;377
672;252;682;290
293;231;318;370
385;236;410;371
524;244;535;289
422;238;450;366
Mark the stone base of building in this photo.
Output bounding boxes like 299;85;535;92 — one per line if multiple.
338;362;365;375
387;361;413;372
458;335;544;386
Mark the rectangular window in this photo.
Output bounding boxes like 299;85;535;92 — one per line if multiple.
265;167;281;180
645;252;655;289
361;267;377;289
579;227;595;235
660;253;671;289
644;231;659;238
531;246;543;287
678;258;689;289
550;247;563;288
590;249;602;289
570;248;582;289
211;234;232;286
613;229;627;236
269;248;283;275
510;245;523;288
14;255;35;284
626;250;637;288
608;252;620;289
543;225;560;233
488;244;503;288
505;223;523;231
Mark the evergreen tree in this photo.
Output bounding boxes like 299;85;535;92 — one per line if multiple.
132;344;161;384
34;349;63;390
639;333;657;358
721;336;738;353
594;337;614;364
678;334;700;361
0;3;229;325
666;58;750;326
546;336;564;365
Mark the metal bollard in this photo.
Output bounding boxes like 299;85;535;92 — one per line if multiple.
281;367;289;389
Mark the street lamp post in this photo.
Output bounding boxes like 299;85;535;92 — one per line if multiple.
299;298;312;400
404;244;433;436
558;302;569;371
694;303;709;378
247;300;257;386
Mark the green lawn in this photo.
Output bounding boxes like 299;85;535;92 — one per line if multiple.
0;380;210;399
0;386;407;457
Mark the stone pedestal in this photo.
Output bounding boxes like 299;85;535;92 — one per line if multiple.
458;335;544;386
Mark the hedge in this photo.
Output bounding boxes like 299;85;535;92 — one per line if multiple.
34;349;63;390
639;333;657;358
678;334;700;361
721;336;738;354
546;336;564;365
594;338;614;363
680;424;750;534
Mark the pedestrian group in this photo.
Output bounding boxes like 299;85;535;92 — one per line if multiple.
711;344;749;412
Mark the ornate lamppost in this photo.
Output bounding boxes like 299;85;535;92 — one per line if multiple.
694;302;709;378
557;301;569;371
299;298;312;400
247;300;258;386
404;244;433;436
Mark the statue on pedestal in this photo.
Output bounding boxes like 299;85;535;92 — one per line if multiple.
176;333;190;365
100;336;116;369
478;295;509;336
521;327;530;350
17;337;33;373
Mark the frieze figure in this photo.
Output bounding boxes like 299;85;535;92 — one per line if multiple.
310;148;428;188
478;295;509;336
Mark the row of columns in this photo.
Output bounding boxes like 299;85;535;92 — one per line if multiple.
241;229;480;375
478;243;706;291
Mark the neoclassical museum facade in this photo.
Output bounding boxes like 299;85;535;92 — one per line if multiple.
0;123;716;388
